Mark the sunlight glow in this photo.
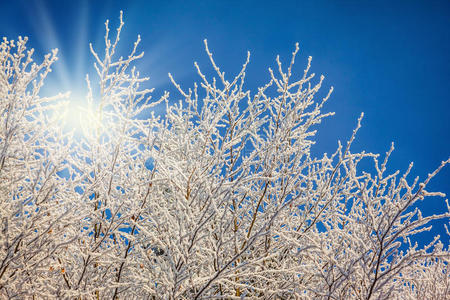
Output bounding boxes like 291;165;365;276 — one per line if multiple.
59;93;104;138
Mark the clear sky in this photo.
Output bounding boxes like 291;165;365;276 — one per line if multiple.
1;0;449;245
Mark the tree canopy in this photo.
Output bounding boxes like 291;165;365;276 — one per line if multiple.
0;13;448;299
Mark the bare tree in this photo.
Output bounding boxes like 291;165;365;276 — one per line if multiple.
0;36;78;298
1;13;448;299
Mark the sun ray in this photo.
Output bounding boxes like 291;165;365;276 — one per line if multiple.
74;0;89;89
29;0;71;90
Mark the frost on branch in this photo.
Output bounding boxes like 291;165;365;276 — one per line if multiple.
0;13;449;299
0;36;76;297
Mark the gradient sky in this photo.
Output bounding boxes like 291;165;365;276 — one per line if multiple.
1;0;449;245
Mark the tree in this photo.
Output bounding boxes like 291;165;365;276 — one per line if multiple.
1;13;449;299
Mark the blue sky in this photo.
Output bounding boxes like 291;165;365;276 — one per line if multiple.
1;0;449;244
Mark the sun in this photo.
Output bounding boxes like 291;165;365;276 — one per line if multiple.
60;97;83;132
58;93;105;139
